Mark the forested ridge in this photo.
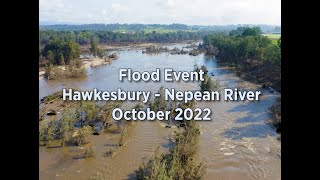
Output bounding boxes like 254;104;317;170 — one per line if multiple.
40;23;280;33
39;23;280;46
39;30;210;45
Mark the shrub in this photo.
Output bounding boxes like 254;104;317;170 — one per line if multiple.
44;63;53;79
69;59;83;69
91;172;104;180
98;101;123;127
73;67;86;78
68;64;86;78
194;65;208;75
97;49;104;58
150;86;166;111
136;120;205;180
72;125;92;146
39;120;58;146
40;109;78;146
200;75;220;92
205;45;219;55
82;101;99;125
84;146;95;158
44;61;86;80
134;101;144;111
43;91;62;102
60;110;77;146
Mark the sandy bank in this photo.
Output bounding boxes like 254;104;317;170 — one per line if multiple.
39;57;114;80
39;42;194;80
80;42;193;52
82;57;113;68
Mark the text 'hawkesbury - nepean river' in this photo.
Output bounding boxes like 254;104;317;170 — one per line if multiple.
62;88;261;103
62;68;261;103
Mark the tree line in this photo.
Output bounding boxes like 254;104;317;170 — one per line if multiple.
41;39;81;65
39;30;214;46
201;27;281;90
202;27;280;65
40;23;280;33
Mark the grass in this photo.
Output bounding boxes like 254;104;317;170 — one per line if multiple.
143;28;194;33
263;33;281;39
271;39;278;45
262;34;281;45
113;28;182;33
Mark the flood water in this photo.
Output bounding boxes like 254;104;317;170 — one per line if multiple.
39;43;281;180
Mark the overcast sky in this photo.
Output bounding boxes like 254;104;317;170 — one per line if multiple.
39;0;281;25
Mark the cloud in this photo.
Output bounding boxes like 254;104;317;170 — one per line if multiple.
39;0;74;22
111;3;129;12
157;0;176;9
39;0;281;25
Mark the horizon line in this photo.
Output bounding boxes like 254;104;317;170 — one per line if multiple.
39;22;281;26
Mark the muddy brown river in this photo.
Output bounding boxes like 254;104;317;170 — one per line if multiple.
39;43;280;180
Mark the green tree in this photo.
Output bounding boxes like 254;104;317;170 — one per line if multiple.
57;52;65;65
277;36;281;48
150;86;166;111
82;101;99;125
97;49;104;58
44;63;53;79
47;50;55;63
62;41;81;64
241;27;262;37
264;45;281;65
89;37;99;57
42;40;80;65
60;110;76;146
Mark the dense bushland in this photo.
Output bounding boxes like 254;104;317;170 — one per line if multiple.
201;27;281;91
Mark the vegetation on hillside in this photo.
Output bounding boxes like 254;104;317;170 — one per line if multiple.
201;27;281;91
40;23;280;34
40;30;209;46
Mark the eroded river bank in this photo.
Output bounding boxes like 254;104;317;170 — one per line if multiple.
39;43;280;180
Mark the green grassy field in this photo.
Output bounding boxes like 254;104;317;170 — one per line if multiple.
143;28;194;33
263;34;281;45
263;33;281;39
114;28;193;34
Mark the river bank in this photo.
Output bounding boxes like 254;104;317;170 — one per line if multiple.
39;42;198;80
80;41;196;52
39;46;280;179
39;56;117;80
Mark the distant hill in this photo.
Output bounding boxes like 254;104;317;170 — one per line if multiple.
39;23;280;33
